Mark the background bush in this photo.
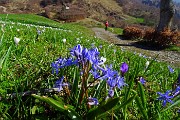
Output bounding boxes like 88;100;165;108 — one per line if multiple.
123;26;180;47
123;26;144;40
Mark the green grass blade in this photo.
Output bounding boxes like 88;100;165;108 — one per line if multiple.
138;82;147;109
115;93;137;110
143;54;158;75
0;46;12;69
86;97;120;120
135;96;148;120
97;94;136;119
71;67;80;97
93;80;106;98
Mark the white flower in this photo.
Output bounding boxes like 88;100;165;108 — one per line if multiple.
14;37;20;45
62;38;66;43
145;61;150;68
99;57;106;65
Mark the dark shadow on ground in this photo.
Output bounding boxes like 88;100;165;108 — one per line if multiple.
116;35;165;51
114;42;162;51
116;35;128;40
132;41;163;51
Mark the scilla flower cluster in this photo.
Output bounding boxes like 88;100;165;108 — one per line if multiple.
157;73;180;107
51;44;128;105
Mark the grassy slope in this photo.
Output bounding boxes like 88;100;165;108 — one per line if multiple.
0;14;179;119
0;14;60;27
0;14;95;35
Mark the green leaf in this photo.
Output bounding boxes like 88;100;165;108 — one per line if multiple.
32;94;66;111
31;106;37;115
86;97;120;120
32;94;83;120
44;96;67;111
53;94;64;104
138;82;147;109
135;96;148;120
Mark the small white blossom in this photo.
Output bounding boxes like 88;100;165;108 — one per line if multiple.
99;57;106;65
62;38;66;43
145;61;150;68
14;37;20;45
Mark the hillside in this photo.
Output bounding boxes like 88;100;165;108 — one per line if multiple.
0;0;180;29
0;0;143;27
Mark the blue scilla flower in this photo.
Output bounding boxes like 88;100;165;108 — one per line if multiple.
108;88;115;98
51;57;77;74
117;76;126;89
177;109;180;113
107;78;117;88
37;29;41;35
82;48;89;59
168;66;174;73
89;69;101;79
140;77;146;85
99;45;102;49
106;73;126;98
88;97;99;106
70;44;92;64
157;90;174;107
106;76;126;98
101;65;118;80
51;58;66;74
120;62;128;76
54;76;69;92
88;47;99;57
88;48;100;64
51;62;59;75
173;86;180;97
70;44;83;59
66;57;78;66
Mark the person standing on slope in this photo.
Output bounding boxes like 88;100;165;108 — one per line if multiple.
105;21;109;31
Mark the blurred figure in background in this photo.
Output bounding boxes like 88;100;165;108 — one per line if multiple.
105;21;109;31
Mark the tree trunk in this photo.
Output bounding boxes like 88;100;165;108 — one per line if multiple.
156;0;175;32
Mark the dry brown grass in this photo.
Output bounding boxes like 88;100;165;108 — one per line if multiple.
84;0;123;13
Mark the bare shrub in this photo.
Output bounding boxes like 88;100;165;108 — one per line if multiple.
143;28;180;47
123;26;143;39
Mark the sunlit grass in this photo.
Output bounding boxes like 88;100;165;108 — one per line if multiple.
165;45;180;52
126;16;144;24
0;14;179;119
0;14;60;27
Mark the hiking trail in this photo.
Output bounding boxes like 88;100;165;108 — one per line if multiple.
92;28;180;68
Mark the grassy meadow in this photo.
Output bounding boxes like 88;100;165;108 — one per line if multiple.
0;14;179;119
